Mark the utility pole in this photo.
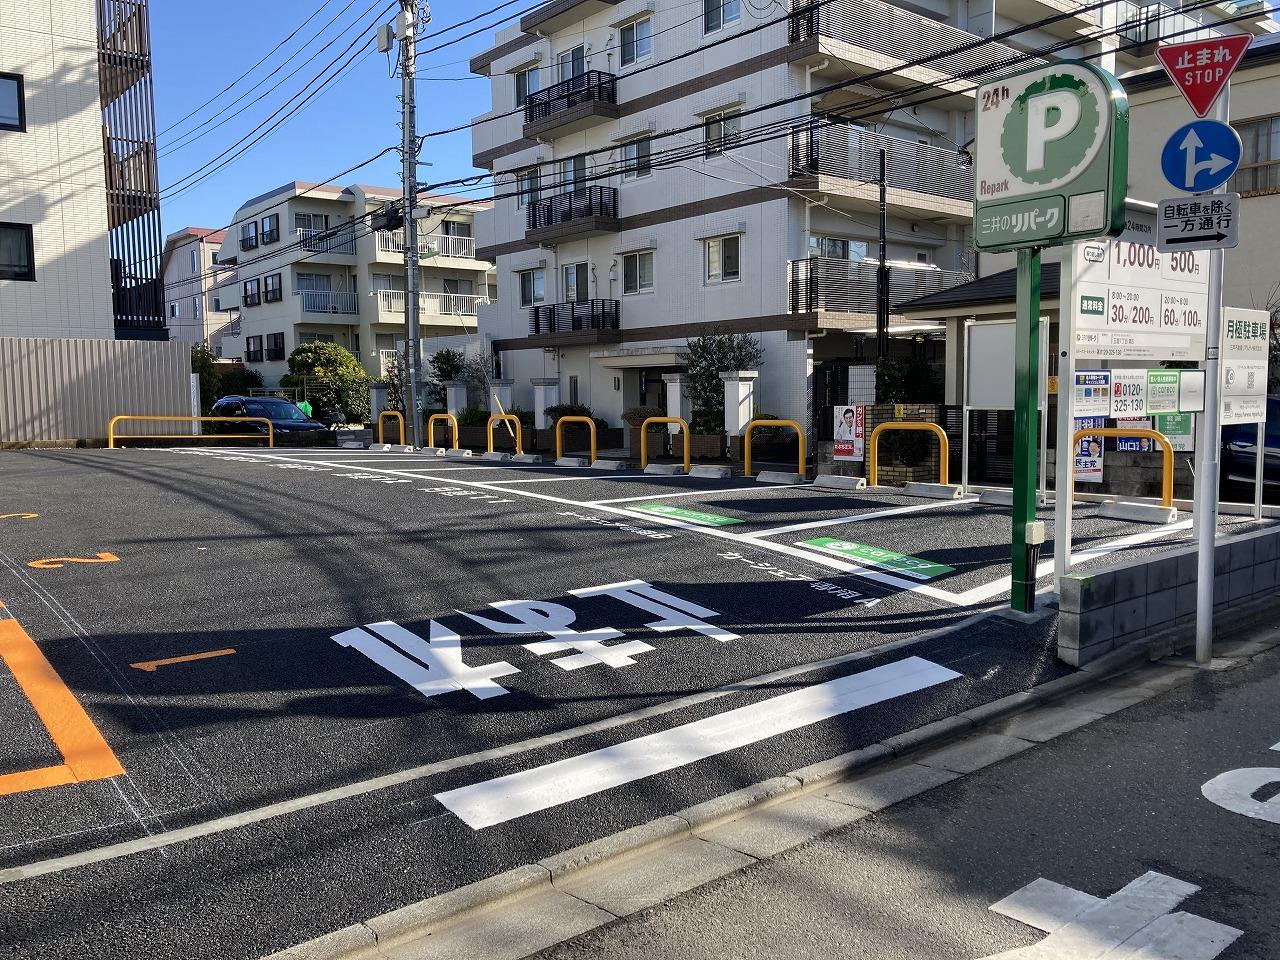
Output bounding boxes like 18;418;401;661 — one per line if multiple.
399;0;424;449
876;146;889;355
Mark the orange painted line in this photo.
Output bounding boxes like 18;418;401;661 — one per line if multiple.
0;617;124;796
0;513;38;521
130;648;235;672
27;552;119;570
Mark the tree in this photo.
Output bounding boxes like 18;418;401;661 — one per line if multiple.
280;342;370;424
874;356;942;403
685;334;765;433
425;348;465;407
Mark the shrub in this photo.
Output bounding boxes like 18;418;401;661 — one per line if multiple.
686;333;764;434
544;402;595;423
748;413;785;438
456;406;490;428
280;342;370;424
622;405;665;427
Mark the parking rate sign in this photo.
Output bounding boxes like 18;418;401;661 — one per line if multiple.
975;62;1128;251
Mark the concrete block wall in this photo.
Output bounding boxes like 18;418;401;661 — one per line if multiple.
1059;525;1280;666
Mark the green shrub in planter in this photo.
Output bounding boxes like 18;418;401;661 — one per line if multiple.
456;407;490;428
622;405;665;427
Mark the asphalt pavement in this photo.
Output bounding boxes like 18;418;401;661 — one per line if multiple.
0;446;1264;960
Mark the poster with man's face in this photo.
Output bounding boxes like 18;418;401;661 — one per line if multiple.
833;405;865;461
1075;416;1105;483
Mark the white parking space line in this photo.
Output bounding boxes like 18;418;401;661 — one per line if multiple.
590;486;764;505
738;497;978;539
434;656;963;829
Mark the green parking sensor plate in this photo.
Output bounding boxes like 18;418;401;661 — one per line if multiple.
800;539;955;580
631;504;743;526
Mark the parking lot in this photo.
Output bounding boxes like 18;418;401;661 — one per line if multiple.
0;446;1266;960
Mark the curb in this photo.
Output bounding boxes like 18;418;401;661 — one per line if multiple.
264;619;1280;960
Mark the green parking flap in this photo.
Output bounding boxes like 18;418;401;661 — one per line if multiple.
799;539;955;580
630;504;743;527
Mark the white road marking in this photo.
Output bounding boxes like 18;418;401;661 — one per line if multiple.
1201;767;1280;824
434;656;962;829
588;486;763;505
474;473;698;485
986;871;1241;959
736;497;977;539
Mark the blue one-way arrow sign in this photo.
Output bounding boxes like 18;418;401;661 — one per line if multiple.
1161;119;1242;193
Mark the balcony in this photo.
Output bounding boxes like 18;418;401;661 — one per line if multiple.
376;290;490;317
789;258;973;324
299;290;359;315
788;0;1036;100
297;226;357;256
376;230;478;261
529;300;621;346
788;122;973;220
526;186;620;244
523;71;620;139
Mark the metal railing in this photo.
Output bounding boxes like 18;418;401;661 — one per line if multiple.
527;185;618;232
530;299;620;335
789;258;972;313
1116;2;1215;45
298;290;359;314
378;348;401;376
790;122;974;201
376;290;489;316
524;70;617;125
297;226;356;255
788;0;1036;78
376;230;477;259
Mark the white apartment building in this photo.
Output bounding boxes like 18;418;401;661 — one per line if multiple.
468;0;1274;432
160;227;237;353
0;0;166;340
215;182;495;385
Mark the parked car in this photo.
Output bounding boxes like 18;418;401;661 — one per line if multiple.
1221;395;1280;504
210;395;329;445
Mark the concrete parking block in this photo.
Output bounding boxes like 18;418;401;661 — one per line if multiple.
1098;500;1178;524
511;453;543;464
979;488;1013;506
822;762;961;812
916;733;1034;774
812;474;866;491
591;460;627;471
902;482;964;499
756;471;803;485
482;452;512;462
444;448;473;459
643;463;685;475
556;838;755;918
696;794;871;860
556;457;589;467
689;465;732;478
994;705;1105;743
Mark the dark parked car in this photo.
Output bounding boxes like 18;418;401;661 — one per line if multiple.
1221;395;1280;504
210;395;330;445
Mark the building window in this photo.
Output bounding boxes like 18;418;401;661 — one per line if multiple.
569;374;580;405
299;332;335;344
213;297;222;312
240;221;258;251
245;335;264;362
261;213;280;244
622;138;652;179
263;272;283;303
0;223;35;281
1232;114;1280;197
519;268;545;306
192;296;201;319
704;0;741;33
265;332;286;361
557;45;585;84
516;169;540;208
807;236;867;260
243;278;261;306
168;302;178;319
0;73;25;132
705;235;740;283
705;111;741;155
623;251;653;294
294;212;328;231
211;250;219;265
515;66;541;107
190;248;198;274
621;18;652;66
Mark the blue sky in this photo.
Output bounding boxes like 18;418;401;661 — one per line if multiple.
151;0;497;234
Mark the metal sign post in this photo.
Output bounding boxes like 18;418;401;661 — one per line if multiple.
975;61;1129;612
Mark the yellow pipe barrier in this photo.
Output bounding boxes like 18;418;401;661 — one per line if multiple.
427;413;459;450
639;417;691;473
743;419;806;478
555;415;597;463
377;410;405;445
867;421;949;487
486;414;524;455
107;415;274;449
1071;427;1174;508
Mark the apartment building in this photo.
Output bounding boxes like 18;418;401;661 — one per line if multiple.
467;0;1272;432
160;227;237;353
215;182;494;384
0;0;166;340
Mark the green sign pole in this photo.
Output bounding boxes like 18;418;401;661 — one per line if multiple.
1011;247;1042;613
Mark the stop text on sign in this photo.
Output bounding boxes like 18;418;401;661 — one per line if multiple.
332;580;739;701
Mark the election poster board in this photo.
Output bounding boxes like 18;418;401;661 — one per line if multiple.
833;405;865;461
1116;417;1154;451
1075;416;1107;482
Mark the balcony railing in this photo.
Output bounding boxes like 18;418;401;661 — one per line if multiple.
297;226;357;255
524;70;617;125
1116;2;1215;45
527;185;618;232
788;258;973;314
376;230;477;259
376;290;490;316
788;0;1035;79
530;299;620;335
298;290;359;314
379;348;402;377
790;122;974;202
